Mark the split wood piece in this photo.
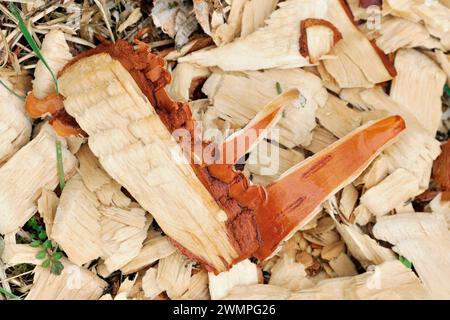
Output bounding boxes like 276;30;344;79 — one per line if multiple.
142;267;164;299
360;168;420;217
359;88;441;189
51;174;102;265
373;213;450;299
202;69;327;148
77;144;131;208
156;250;194;299
26;258;107;300
375;17;443;54
335;222;396;269
316;62;342;94
339;184;359;222
121;233;176;275
1;244;41;266
246;140;304;186
51;173;149;272
390;49;446;135
414;2;450;50
316;95;363;138
180;269;210;300
208;259;259;300
37;190;59;239
97;206;149;277
167;63;210;102
0;77;32;165
240;0;279;38
32;30;72;100
304;126;338;154
224;261;428;299
0;125;77;235
254;115;405;260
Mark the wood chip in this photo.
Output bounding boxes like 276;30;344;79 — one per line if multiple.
335;222;396;268
0;125;77;234
142;268;164;299
37;189;59;239
202;68;327;148
26;258;107;300
0;76;32;165
329;252;358;277
121;234;176;275
208;259;259;300
224;261;428;299
374;213;450;299
321;241;345;261
157;251;193;299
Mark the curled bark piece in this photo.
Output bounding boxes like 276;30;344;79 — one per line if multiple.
299;19;343;64
433;140;450;201
254;115;405;260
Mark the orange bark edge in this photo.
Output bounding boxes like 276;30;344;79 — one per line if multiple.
24;39;406;273
299;18;343;61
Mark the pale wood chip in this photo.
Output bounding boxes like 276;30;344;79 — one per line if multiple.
0;125;77;234
26;258;107;300
208;259;259;300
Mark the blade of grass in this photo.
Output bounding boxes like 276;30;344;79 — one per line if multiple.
9;2;59;94
56;140;65;191
0;286;19;300
445;84;450;96
0;78;25;101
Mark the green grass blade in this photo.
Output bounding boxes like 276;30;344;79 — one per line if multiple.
9;3;59;94
0;287;19;300
0;78;25;101
275;82;282;95
445;84;450;96
56;140;65;191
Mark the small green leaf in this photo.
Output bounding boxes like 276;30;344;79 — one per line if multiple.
9;3;59;94
30;240;42;248
399;255;412;269
275;82;282;95
51;261;64;275
56;141;65;191
41;259;51;268
36;251;47;260
38;230;47;240
52;252;62;260
445;84;450;96
43;239;52;249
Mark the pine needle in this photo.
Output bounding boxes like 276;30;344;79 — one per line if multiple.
9;2;59;94
0;286;19;300
56;140;65;191
0;78;25;101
